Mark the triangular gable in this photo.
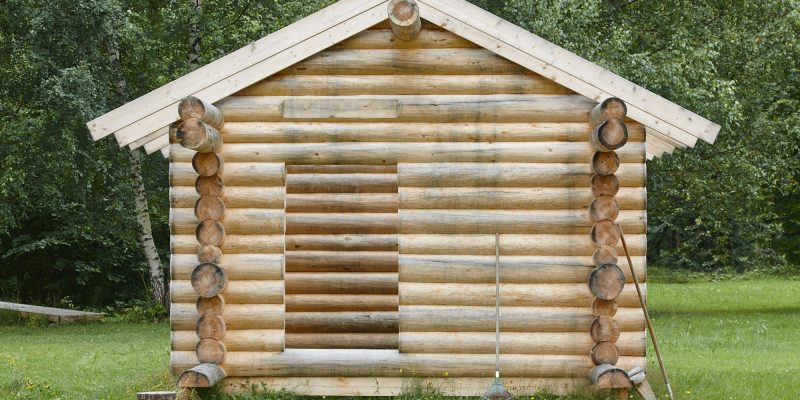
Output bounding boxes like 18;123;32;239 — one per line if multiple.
86;0;720;159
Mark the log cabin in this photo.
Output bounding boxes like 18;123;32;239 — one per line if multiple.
86;0;720;397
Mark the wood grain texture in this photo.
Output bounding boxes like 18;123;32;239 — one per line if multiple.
285;251;398;273
398;234;646;257
173;208;285;235
286;174;397;194
285;213;397;234
172;186;284;209
285;294;399;312
285;312;399;334
171;162;285;187
286;333;399;349
399;331;644;355
399;187;644;210
399;283;641;307
285;234;398;252
172;280;283;304
171;303;284;330
172;254;284;280
286;193;398;213
172;235;283;254
285;273;398;295
173;329;284;352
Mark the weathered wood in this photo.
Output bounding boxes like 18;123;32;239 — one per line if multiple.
177;363;226;388
286;193;399;213
173;329;284;352
591;118;628;152
196;244;222;264
591;174;620;197
172;162;285;187
179;96;224;128
172;234;283;254
592;151;620;176
399;234;647;257
287;173;398;194
592;246;618;267
137;392;176;400
285;294;399;312
286;251;397;273
196;338;226;364
590;316;621;343
591;220;622;247
388;0;421;40
286;234;398;252
285;273;398;295
0;301;104;323
286;333;399;349
191;263;228;298
194;195;227;221
588;196;620;222
285;312;399;334
173;280;283;304
588;264;626;301
589;364;631;389
196;314;226;340
195;220;225;246
196;295;225;316
195;175;225;196
173;186;283;209
171;303;284;330
592;299;617;317
175;208;285;235
283;99;399;119
400;187;644;210
286;213;397;234
177;118;222;153
590;98;627;126
173;254;284;280
400;306;644;332
336;27;477;48
287;165;397;174
591;341;620;365
192;152;224;177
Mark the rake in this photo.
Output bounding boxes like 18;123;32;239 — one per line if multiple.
482;233;515;400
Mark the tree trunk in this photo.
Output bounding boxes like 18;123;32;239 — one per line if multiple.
188;0;203;71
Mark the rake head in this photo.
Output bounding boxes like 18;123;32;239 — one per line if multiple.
482;377;514;400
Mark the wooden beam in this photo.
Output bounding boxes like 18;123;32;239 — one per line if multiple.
176;363;226;388
388;0;421;40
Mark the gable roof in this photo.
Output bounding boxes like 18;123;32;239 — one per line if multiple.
86;0;720;159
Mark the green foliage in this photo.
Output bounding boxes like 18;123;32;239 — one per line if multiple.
106;298;168;323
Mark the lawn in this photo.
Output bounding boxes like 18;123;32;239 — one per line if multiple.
1;277;798;399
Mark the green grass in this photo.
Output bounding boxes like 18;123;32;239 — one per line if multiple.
0;277;798;399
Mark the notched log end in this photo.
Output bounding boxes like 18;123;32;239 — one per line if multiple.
176;363;227;388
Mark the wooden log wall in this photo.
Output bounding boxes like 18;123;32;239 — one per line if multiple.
167;20;647;391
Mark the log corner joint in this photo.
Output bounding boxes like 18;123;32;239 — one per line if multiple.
388;0;422;41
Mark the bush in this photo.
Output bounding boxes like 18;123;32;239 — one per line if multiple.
107;299;167;323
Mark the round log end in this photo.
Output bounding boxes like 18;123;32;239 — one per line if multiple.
588;264;626;300
196;313;227;339
191;262;228;298
591;174;620;198
592;151;620;176
179;96;206;121
196;294;225;316
196;338;227;364
592;298;618;317
593;118;628;151
196;220;226;247
195;175;225;197
590;220;621;247
590;316;621;343
590;341;620;365
589;195;620;222
192;152;224;177
176;363;226;388
194;195;227;222
600;98;627;119
592;246;619;267
589;364;631;389
197;244;223;264
388;0;421;40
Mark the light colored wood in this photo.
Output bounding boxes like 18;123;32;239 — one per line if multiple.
173;330;284;352
218;94;596;123
173;280;283;304
195;220;225;246
160;145;170;158
171;348;646;377
592;246;619;267
197;244;223;264
591;341;620;365
588;264;626;300
173;208;285;235
196;314;226;340
196;338;227;364
399;306;644;332
286;333;399;349
179;96;224;128
171;303;284;330
195;175;225;197
283;99;399;119
177;118;222;153
590;316;621;343
591;220;621;247
176;363;226;388
172;235;284;254
285;294;399;312
398;331;644;355
398;234;647;257
388;0;421;40
591;118;628;152
144;134;170;154
191;263;228;298
591;174;620;197
287;165;397;174
285;311;399;333
589;195;620;222
398;209;646;234
400;187;644;210
400;282;640;307
286;234;398;252
129;125;169;150
136;392;176;400
592;299;618;317
592;151;620;176
173;254;284;280
192;152;224;177
286;193;398;213
589;364;631;389
0;301;104;323
194;195;226;221
590;98;627;125
196;295;225;316
172;186;284;209
285;251;397;273
397;163;645;188
170;162;285;187
287;173;397;194
285;213;397;234
636;378;658;400
285;273;398;295
235;75;574;97
335;27;477;49
399;255;646;284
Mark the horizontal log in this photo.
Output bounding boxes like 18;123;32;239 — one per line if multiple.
170;162;285;186
398;210;646;234
397;163;645;187
171;349;645;378
399;306;644;332
285;213;398;234
399;283;641;308
287;165;397;174
399;187;645;210
286;333;399;349
236;74;574;97
171;186;284;209
172;330;284;352
285;273;398;295
286;174;397;194
399;255;646;284
398;331;644;356
172;280;283;304
171;235;283;254
171;303;284;330
277;48;528;75
172;142;645;164
283;98;399;119
219;122;644;143
286;234;398;252
177;363;226;388
179;96;225;128
285;312;399;334
177;118;222;153
398;234;647;256
333;28;478;49
285;251;398;273
172;208;284;235
286;193;398;213
285;294;398;313
172;254;283;280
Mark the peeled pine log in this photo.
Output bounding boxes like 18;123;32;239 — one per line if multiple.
285;251;398;273
177;363;226;388
197;295;225;316
388;0;421;40
591;220;622;247
173;186;283;208
192;152;224;177
286;333;398;349
399;234;647;257
286;173;398;194
173;330;284;352
174;208;285;235
172;234;283;254
285;294;399;312
177;118;222;153
592;299;618;317
191;263;228;298
592;246;618;267
195;175;224;197
171;162;284;186
171;303;284;331
591;342;620;365
590;98;627;126
173;253;283;280
591;174;620;197
197;244;222;264
400;187;644;210
590;316;621;343
173;280;283;304
195;220;225;246
589;364;631;389
286;234;398;252
196;314;226;340
137;392;176;400
197;338;226;364
179;96;224;128
195;195;226;221
588;264;626;300
286;193;398;213
285;312;399;334
287;164;397;174
590;118;628;152
589;196;620;222
285;273;398;295
592;151;620;176
286;213;398;235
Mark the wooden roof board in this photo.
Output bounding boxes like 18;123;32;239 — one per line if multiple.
87;0;721;158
